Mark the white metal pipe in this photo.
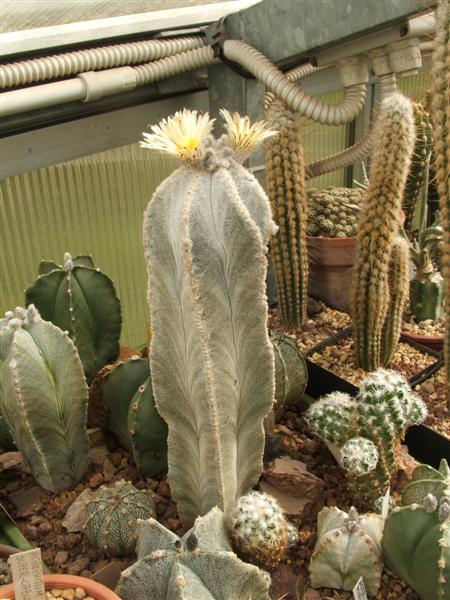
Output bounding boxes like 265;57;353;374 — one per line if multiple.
0;79;86;116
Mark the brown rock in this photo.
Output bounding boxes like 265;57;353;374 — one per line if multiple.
89;472;104;488
396;445;420;481
68;556;90;575
270;563;298;598
53;550;69;567
102;458;116;482
0;452;23;471
9;486;43;517
62;488;97;532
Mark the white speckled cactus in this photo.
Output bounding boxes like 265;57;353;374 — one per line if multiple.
228;491;294;570
0;305;89;492
116;506;270;600
305;369;427;503
310;506;384;596
142;109;277;522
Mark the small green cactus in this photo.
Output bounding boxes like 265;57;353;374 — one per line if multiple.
271;333;308;412
102;357;168;478
116;506;270;600
0;305;89;492
25;253;121;382
310;506;384;596
352;93;415;371
383;460;450;600
84;480;156;557
307;187;365;238
228;491;293;570
305;369;427;503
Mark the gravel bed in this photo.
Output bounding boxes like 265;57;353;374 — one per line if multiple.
402;315;445;337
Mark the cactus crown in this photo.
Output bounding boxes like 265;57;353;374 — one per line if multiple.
84;480;156;557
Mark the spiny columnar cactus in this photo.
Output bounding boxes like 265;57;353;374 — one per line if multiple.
307;187;365;238
271;333;308;412
84;481;156;557
0;305;89;492
352;93;415;371
228;491;294;570
102;357;168;477
266;99;308;327
403;102;434;234
383;459;450;600
430;0;450;405
310;506;384;596
304;369;427;502
142;109;277;522
25;253;121;382
116;506;270;600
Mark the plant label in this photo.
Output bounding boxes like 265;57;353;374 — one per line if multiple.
8;548;45;600
381;486;391;520
353;576;368;600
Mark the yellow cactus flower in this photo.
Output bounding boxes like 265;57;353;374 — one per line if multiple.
220;109;277;158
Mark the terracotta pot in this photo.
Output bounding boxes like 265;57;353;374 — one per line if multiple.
0;574;121;600
307;236;356;312
401;330;444;353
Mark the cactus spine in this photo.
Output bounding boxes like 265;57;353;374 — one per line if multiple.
310;506;384;596
116;506;270;600
142;109;276;522
266;99;308;326
304;369;427;503
25;253;121;382
0;306;89;492
383;460;450;599
84;481;156;557
352;93;415;371
430;0;450;405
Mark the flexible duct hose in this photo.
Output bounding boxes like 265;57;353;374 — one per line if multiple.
264;63;330;109
0;35;205;89
223;40;367;125
305;72;398;179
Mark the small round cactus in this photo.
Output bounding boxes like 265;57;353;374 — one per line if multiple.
307;187;365;238
341;437;378;476
84;480;156;557
229;491;291;570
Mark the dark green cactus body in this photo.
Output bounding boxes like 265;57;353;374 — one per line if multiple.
410;277;444;322
116;506;270;599
271;333;307;412
383;461;450;600
0;306;89;492
0;413;14;450
84;481;156;557
25;253;121;382
352;93;415;371
102;357;168;478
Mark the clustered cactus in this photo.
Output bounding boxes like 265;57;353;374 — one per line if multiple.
228;491;297;571
102;357;168;478
266;99;308;327
310;506;384;596
271;332;308;412
116;506;270;599
383;459;450;599
430;0;450;405
0;305;89;492
84;481;156;557
307;187;365;238
304;369;427;502
142;109;276;522
352;93;415;371
25;253;121;382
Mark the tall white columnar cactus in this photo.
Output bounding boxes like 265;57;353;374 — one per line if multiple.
0;305;89;492
142;109;277;522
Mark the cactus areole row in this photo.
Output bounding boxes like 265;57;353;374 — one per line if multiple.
142;109;277;522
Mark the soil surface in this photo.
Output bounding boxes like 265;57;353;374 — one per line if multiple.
1;298;448;599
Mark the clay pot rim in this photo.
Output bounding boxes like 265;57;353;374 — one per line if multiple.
306;235;356;244
0;573;121;600
401;330;444;342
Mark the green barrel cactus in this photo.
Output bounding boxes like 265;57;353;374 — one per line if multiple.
142;109;277;522
307;187;365;238
116;506;270;600
228;491;293;571
430;0;450;406
266;99;308;327
0;305;89;492
25;253;121;382
310;506;384;596
102;357;168;478
271;333;308;412
84;481;156;557
383;460;450;599
304;369;427;503
352;92;415;371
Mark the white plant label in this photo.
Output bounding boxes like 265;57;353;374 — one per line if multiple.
381;486;391;520
353;576;368;600
8;548;45;600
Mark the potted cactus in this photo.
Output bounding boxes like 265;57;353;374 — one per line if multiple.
0;574;121;600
